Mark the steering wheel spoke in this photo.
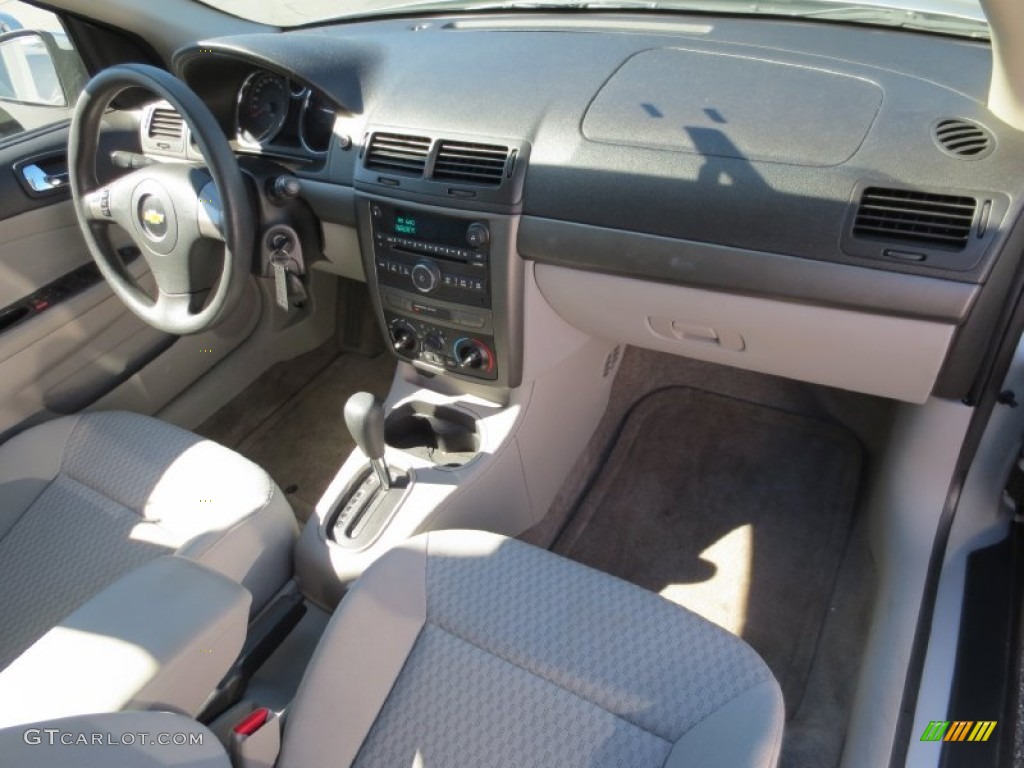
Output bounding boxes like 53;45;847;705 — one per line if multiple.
153;288;200;327
197;178;225;242
81;173;138;233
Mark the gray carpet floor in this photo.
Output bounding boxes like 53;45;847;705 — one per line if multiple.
197;345;395;522
528;346;891;768
553;386;863;713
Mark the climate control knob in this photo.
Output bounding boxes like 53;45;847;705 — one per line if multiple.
411;260;441;293
458;347;484;370
453;338;492;371
390;322;418;355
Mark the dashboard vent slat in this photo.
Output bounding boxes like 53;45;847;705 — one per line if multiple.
432;140;510;186
148;107;184;140
365;132;431;176
933;118;994;159
853;187;976;250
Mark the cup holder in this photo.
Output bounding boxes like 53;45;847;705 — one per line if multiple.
384;402;481;468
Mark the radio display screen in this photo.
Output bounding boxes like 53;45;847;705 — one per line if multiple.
392;209;469;247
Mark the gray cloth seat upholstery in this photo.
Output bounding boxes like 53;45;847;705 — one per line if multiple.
0;410;297;672
281;530;785;768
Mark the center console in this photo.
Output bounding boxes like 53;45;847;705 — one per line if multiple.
360;197;523;389
295;133;619;610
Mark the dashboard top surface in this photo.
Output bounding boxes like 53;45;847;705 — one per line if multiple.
174;14;1020;289
165;12;1024;397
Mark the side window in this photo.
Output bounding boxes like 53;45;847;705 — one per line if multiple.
0;1;87;141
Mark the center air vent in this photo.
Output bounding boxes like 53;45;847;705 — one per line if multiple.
933;118;994;160
365;132;431;176
148;107;184;140
431;140;510;186
853;187;977;250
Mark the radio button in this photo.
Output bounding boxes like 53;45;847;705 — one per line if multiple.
384;294;412;312
454;311;486;329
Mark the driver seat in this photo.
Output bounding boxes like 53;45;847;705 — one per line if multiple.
0;410;298;672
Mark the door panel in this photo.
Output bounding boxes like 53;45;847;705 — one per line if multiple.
0;199;88;307
0;124;261;437
0;262;168;435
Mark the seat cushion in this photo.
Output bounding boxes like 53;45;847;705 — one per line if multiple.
280;530;784;768
0;411;297;671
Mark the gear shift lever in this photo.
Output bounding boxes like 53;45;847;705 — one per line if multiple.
344;392;391;490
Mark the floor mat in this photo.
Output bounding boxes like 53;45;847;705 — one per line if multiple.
553;386;862;712
198;350;395;522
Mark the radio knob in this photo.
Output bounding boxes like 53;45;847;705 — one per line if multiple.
411;260;441;293
466;223;490;248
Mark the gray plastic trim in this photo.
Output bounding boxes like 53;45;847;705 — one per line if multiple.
354;125;530;211
518;216;978;324
300;179;356;226
536;263;955;402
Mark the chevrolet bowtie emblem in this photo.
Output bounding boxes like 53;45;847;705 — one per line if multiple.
143;209;165;226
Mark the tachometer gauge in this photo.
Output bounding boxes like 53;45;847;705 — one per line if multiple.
299;91;336;154
236;71;289;145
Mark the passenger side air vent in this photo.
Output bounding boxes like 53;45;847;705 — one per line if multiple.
431;140;510;186
853;187;977;250
148;107;184;140
364;132;431;176
933;118;994;160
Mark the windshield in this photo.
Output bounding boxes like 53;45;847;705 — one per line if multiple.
199;0;987;37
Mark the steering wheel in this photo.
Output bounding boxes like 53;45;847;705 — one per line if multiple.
69;63;253;335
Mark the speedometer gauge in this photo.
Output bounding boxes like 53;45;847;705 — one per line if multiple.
236;71;289;145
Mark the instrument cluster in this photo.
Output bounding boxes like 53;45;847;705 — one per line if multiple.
235;69;336;156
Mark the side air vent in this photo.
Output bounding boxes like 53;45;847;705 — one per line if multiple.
853;187;977;250
364;132;431;175
148;107;184;140
432;140;510;186
933;118;994;160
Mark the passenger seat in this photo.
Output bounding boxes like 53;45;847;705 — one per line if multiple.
2;530;784;768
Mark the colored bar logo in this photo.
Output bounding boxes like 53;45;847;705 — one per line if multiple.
920;721;997;742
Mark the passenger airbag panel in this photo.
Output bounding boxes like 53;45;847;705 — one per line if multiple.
583;48;882;166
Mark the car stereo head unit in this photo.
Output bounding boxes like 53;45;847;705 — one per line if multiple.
368;201;503;382
371;203;491;306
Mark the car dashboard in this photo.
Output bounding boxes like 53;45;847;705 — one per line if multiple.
161;12;1024;404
